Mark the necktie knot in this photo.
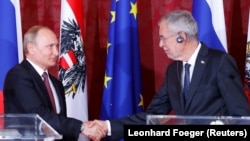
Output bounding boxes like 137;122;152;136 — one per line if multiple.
42;72;48;80
185;63;191;70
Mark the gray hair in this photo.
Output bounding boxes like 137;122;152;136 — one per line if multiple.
23;25;50;54
158;10;198;37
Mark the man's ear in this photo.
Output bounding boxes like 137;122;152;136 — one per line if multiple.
27;42;34;54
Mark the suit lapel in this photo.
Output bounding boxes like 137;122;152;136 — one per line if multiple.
169;61;185;111
185;44;209;110
50;76;65;114
21;60;45;86
21;60;64;114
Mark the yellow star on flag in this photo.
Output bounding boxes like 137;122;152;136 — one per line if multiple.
104;72;112;88
110;11;116;23
130;2;137;19
138;94;144;107
107;42;111;54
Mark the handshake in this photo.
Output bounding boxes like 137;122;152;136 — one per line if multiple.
80;120;109;141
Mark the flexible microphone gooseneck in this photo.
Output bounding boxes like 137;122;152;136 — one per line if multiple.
176;61;185;115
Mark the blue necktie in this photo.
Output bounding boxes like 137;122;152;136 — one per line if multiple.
183;63;191;104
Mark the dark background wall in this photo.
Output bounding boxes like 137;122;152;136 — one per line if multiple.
20;0;250;120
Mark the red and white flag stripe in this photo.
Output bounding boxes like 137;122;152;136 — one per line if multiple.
60;50;77;69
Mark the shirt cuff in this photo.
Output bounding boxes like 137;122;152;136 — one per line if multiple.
106;120;111;136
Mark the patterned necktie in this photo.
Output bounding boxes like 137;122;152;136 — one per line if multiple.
42;72;56;112
183;63;191;104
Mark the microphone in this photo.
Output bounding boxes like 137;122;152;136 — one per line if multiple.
176;61;185;115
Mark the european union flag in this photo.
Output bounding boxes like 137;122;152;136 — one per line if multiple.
101;0;143;120
192;0;227;52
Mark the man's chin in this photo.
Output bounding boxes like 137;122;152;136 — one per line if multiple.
168;55;178;60
49;62;57;67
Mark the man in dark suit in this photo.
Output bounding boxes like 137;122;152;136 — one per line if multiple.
94;10;250;140
3;25;105;141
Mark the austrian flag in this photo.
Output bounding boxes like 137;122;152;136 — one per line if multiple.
59;0;88;140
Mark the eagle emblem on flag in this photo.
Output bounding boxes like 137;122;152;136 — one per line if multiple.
59;19;86;98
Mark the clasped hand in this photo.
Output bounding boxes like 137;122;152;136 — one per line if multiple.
81;120;108;141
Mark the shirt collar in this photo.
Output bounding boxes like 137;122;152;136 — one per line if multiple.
182;42;201;67
26;58;48;76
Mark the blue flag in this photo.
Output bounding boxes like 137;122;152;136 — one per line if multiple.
101;0;143;120
192;0;227;52
0;0;23;113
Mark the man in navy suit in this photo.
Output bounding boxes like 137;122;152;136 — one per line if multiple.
94;10;250;141
3;25;105;141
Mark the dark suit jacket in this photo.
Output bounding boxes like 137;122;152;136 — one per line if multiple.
3;59;82;141
109;42;250;140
